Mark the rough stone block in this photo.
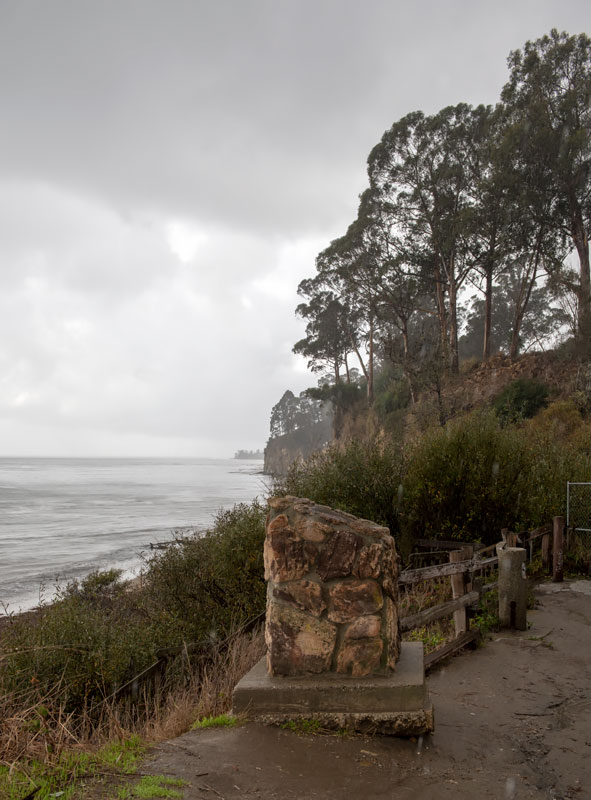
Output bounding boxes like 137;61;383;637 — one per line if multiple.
336;638;383;676
327;579;383;623
272;579;326;617
265;602;336;676
316;530;360;580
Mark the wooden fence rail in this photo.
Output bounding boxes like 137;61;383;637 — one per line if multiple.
399;518;565;670
112;521;565;698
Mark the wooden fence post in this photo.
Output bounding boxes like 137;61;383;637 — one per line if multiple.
541;532;551;570
553;516;564;583
450;545;473;636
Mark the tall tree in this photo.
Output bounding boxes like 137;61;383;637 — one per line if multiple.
501;30;591;342
368;104;486;373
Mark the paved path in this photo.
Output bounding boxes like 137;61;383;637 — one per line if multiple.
145;581;591;799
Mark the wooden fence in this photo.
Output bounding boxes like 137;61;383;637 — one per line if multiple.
113;517;567;699
399;517;566;670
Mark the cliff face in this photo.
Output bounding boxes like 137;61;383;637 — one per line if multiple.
264;416;333;475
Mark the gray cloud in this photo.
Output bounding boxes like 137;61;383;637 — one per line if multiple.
0;0;588;455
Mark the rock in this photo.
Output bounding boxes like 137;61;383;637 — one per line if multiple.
384;596;401;668
267;496;294;512
344;614;381;640
354;542;384;579
347;518;391;539
327;580;383;623
296;518;332;543
265;602;336;676
272;580;326;617
316;530;360;580
264;518;317;583
336;638;383;676
382;576;398;601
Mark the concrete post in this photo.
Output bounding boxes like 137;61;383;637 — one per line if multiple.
496;544;527;630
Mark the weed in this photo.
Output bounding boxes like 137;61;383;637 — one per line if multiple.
281;718;322;735
192;713;238;730
472;590;500;636
118;775;187;799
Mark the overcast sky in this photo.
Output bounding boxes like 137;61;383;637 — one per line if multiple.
0;0;589;457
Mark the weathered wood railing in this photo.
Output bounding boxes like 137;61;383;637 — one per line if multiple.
398;517;565;670
113;519;567;698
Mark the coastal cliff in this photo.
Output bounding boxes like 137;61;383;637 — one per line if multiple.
263;416;332;475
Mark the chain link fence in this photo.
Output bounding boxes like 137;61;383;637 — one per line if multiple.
566;482;591;551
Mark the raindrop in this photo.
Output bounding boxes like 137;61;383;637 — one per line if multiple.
505;776;516;798
416;735;423;755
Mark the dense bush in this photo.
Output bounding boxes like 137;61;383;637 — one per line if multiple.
144;500;267;642
0;501;267;713
401;412;533;546
493;378;550;424
0;570;154;710
273;438;403;534
401;408;591;547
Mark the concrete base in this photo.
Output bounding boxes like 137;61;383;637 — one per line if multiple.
232;642;433;736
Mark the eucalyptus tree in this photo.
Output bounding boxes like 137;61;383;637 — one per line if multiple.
460;104;517;361
368;104;486;373
293;281;352;384
501;29;591;342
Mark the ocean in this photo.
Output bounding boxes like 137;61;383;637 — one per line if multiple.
0;457;268;614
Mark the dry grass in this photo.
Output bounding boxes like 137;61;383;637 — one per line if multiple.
399;577;452;617
0;628;265;771
399;578;456;654
143;628;265;742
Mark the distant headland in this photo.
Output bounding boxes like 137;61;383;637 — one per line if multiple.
234;449;264;460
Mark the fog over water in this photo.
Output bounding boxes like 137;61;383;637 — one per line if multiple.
0;457;266;614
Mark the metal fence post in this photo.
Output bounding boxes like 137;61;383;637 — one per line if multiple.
553;516;564;583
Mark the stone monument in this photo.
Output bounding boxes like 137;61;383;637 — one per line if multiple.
232;497;434;735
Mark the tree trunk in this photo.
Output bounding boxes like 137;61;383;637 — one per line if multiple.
448;266;459;374
572;211;591;343
367;316;374;404
510;245;540;361
433;260;448;361
483;265;493;362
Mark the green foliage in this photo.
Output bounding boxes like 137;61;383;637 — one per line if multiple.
494;378;550;423
144;500;267;643
119;775;186;799
273;439;402;533
373;366;411;418
0;737;146;800
192;713;238;729
0;501;267;715
281;718;322;734
1;571;156;710
402;412;533;545
471;591;500;635
306;381;364;411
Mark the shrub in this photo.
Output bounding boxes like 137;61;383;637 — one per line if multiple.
401;412;534;546
0;501;267;716
273;439;403;534
493;378;550;424
143;500;267;643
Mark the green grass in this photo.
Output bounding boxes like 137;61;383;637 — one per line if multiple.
117;775;187;799
281;718;322;734
192;713;238;730
0;737;146;800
